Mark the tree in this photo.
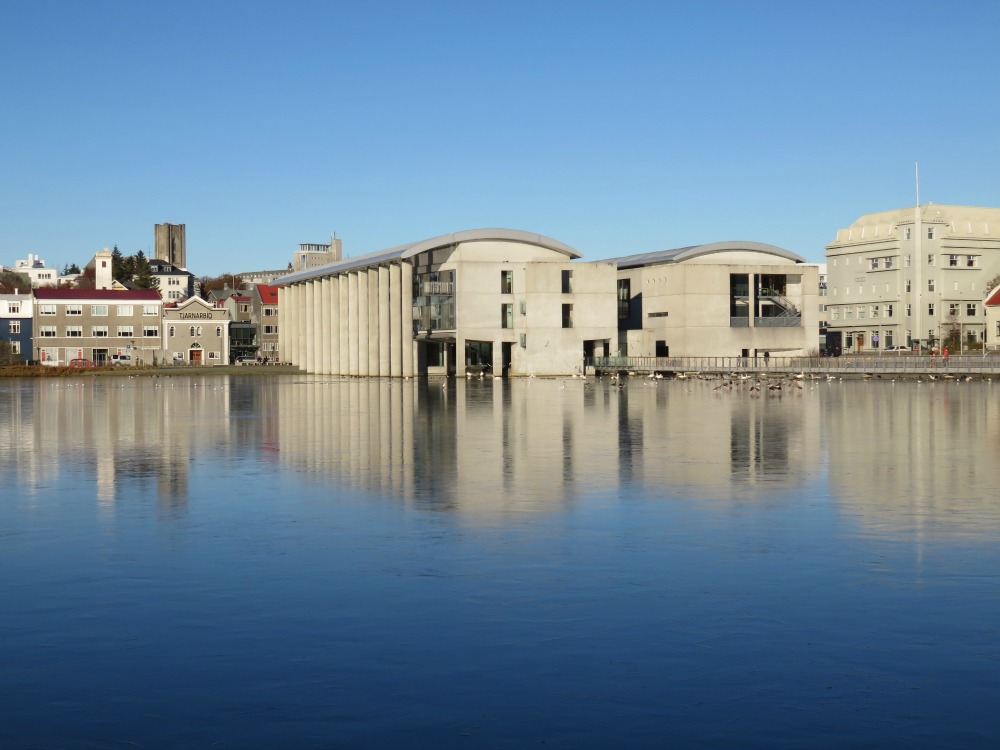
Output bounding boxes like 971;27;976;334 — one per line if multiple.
62;262;81;275
111;245;127;281
132;251;159;290
199;274;242;297
74;266;96;289
985;274;1000;298
0;270;31;294
0;340;17;366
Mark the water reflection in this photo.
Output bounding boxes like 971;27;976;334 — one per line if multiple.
2;375;1000;536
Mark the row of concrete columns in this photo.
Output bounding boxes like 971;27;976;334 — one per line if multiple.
279;262;414;376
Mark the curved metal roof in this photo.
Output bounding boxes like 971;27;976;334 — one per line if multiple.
276;229;581;285
609;241;805;270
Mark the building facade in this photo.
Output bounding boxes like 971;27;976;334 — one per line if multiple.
249;283;280;361
277;229;617;377
0;293;32;362
292;236;343;272
3;254;59;287
149;259;196;301
155;223;186;269
825;205;1000;353
608;241;819;358
32;289;163;365
162;296;231;365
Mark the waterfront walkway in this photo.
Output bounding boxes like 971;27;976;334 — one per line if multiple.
588;354;1000;378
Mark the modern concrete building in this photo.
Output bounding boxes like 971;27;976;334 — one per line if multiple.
32;288;163;365
826;205;1000;353
607;241;819;358
162;296;231;365
276;229;618;376
155;223;186;269
292;235;342;272
0;292;32;362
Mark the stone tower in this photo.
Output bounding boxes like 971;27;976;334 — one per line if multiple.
155;223;186;268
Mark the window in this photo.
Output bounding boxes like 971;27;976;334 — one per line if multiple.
870;258;880;270
561;270;573;294
10;341;19;354
870;305;879;318
905;227;912;240
884;257;894;269
240;304;250;313
501;303;513;329
949;255;958;267
845;307;854;319
928;227;934;239
904;254;911;267
905;329;912;344
617;279;631;320
169;326;175;337
871;331;880;349
9;302;19;314
143;326;159;337
884;330;894;348
967;255;977;267
831;308;839;320
857;306;865;319
928;279;935;292
928;254;935;266
954;281;959;291
500;270;513;294
263;307;276;317
117;305;133;316
66;304;82;316
117;325;133;337
949;303;959;316
168;291;182;300
92;305;108;316
216;326;222;337
906;303;912;317
8;321;20;334
66;325;82;337
905;280;911;293
562;303;574;328
142;305;158;316
928;304;935;316
189;326;196;336
967;303;977;317
92;325;108;337
39;325;56;337
263;325;277;334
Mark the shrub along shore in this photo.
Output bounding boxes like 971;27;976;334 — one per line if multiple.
0;363;299;378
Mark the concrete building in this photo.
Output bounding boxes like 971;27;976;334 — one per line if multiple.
155;223;186;269
0;292;32;362
826;205;1000;353
292;235;342;272
162;296;231;365
607;241;819;358
32;288;163;365
3;254;59;287
277;229;618;377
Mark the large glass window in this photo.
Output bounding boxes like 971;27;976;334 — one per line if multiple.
66;305;82;316
617;279;631;321
500;270;513;294
65;325;83;337
117;305;134;316
561;270;573;294
92;305;108;316
501;304;513;329
92;325;109;337
562;304;574;329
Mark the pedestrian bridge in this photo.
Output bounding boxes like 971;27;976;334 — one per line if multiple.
587;355;1000;378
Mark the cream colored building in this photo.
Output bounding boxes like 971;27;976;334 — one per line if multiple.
277;229;617;377
607;241;818;358
162;296;231;365
826;205;1000;353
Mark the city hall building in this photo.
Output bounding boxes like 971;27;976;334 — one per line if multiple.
276;229;617;376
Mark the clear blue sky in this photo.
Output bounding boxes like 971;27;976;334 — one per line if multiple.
3;0;999;276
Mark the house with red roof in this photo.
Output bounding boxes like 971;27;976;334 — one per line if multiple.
33;288;163;365
984;284;1000;352
249;283;280;362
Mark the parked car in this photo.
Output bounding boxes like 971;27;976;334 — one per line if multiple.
69;358;94;367
110;354;134;365
236;356;256;365
884;346;911;353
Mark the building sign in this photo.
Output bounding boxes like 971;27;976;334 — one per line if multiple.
180;312;214;319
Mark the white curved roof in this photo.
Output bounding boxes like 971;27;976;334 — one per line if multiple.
609;241;805;270
276;229;580;285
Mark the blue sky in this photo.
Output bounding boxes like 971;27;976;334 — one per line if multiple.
3;0;999;276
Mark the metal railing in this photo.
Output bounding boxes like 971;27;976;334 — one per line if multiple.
587;354;1000;375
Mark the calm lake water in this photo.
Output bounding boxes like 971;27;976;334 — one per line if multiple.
2;374;1000;749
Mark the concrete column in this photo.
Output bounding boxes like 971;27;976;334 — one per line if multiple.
294;284;305;368
318;278;330;375
368;270;379;377
304;281;316;373
401;262;414;377
378;266;390;376
389;263;402;377
338;275;349;376
358;270;370;377
348;272;359;377
330;275;341;376
278;286;291;366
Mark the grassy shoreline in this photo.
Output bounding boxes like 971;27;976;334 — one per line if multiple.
0;363;300;378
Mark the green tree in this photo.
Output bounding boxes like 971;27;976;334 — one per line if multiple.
111;245;127;281
62;262;81;275
0;340;17;366
0;270;31;294
131;251;159;290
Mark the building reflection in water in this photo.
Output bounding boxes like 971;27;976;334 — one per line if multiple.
2;375;1000;537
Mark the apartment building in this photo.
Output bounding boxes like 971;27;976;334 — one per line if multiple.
32;289;163;365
